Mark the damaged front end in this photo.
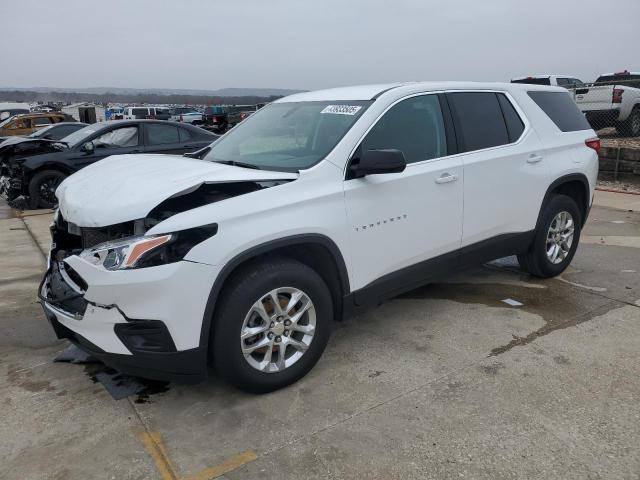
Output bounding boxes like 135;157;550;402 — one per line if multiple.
39;175;294;383
0;158;26;203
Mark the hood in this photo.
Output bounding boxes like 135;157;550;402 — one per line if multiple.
57;154;298;227
0;137;67;160
0;135;63;147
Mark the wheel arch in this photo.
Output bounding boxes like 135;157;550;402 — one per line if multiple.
537;173;591;229
199;234;351;357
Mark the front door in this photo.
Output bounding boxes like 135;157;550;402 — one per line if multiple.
74;124;143;169
343;94;464;301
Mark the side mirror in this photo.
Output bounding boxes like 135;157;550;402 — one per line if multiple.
81;141;95;153
349;149;406;178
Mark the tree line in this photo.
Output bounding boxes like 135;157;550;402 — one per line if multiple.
0;90;284;106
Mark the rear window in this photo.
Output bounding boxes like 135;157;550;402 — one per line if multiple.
512;77;551;86
447;92;509;152
205;106;225;114
596;74;640;83
595;74;640;89
527;91;591;132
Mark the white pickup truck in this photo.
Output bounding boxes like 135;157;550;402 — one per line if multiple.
574;71;640;137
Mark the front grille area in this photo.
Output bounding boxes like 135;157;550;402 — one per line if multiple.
79;221;136;249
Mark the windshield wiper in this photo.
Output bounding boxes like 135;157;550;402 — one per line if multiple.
213;160;261;170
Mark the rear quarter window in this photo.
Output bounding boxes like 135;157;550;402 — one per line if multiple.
527;91;591;132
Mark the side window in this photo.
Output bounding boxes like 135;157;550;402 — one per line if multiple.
10;118;30;129
497;94;525;142
178;128;193;142
132;108;148;118
33;117;52;126
147;124;180;145
556;78;569;87
447;92;509;153
359;94;447;164
93;126;139;148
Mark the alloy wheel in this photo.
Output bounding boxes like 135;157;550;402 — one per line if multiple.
546;211;575;264
240;287;316;373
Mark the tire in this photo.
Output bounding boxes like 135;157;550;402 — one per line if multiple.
212;258;333;393
28;169;67;209
518;194;582;278
616;107;640;137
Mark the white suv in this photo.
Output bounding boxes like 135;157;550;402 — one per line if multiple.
41;82;599;392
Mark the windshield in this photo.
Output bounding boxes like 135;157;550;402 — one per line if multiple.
203;100;371;171
60;124;103;147
29;124;55;138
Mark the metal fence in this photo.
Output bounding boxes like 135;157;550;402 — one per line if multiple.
567;78;640;140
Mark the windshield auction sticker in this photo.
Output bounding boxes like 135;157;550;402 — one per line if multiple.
320;105;362;115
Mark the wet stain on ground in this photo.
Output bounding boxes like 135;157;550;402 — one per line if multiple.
481;363;505;375
82;362;170;403
51;344;171;402
7;365;57;393
553;354;570;365
399;271;621;357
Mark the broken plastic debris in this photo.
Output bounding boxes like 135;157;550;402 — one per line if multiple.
501;298;523;307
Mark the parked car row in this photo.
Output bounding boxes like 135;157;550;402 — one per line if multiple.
512;70;640;137
0;120;218;208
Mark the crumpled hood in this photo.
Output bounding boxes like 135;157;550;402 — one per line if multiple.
57;154;298;227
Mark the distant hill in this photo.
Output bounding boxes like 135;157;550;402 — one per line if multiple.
0;86;306;97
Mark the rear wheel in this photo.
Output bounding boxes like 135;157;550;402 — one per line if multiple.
518;194;582;278
212;258;333;393
28;169;66;209
616;107;640;137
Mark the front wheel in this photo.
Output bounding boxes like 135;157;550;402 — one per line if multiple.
28;169;67;209
212;258;333;393
518;194;582;278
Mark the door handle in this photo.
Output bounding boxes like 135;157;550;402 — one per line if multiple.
435;173;458;184
527;154;543;164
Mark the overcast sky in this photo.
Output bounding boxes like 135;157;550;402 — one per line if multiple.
1;0;638;91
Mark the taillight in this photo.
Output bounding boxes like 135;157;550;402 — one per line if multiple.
612;88;623;104
585;137;601;154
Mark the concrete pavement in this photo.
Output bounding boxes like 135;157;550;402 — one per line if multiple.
1;192;639;479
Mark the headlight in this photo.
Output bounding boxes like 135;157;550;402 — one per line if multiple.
81;234;173;270
79;224;217;271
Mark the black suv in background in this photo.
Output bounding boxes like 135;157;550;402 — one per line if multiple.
202;105;257;133
0;120;217;208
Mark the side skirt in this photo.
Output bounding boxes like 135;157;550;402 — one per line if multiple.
345;230;534;316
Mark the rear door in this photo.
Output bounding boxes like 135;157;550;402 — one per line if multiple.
143;123;185;154
343;93;464;296
446;91;549;249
